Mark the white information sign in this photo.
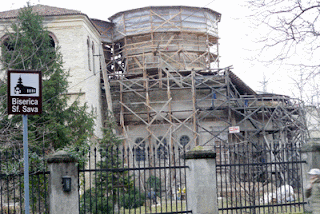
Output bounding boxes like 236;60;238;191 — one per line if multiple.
7;70;42;115
229;126;240;133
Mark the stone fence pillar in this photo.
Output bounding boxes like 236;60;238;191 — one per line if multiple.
301;138;320;213
47;150;79;214
184;149;218;214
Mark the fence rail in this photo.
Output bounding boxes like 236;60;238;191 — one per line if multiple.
78;145;191;214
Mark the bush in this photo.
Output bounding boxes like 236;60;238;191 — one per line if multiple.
80;187;113;214
120;188;145;209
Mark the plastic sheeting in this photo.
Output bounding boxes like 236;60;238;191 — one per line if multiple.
108;6;220;41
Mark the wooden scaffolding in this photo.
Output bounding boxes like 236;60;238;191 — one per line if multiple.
96;6;306;175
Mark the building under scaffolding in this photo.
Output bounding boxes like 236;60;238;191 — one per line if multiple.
0;4;307;212
94;6;306;184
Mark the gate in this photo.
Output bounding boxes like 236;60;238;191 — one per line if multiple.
215;142;306;213
78;145;191;214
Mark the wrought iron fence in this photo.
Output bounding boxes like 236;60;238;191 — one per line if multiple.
0;149;49;214
78;145;191;214
216;142;306;214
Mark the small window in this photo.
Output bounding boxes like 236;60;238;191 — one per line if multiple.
135;138;145;161
87;38;91;71
180;135;190;147
92;42;95;74
157;137;168;160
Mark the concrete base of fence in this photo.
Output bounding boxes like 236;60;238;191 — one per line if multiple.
47;150;79;214
184;149;218;214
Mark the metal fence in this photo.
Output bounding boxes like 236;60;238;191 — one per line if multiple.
215;142;306;214
78;145;191;214
0;149;49;214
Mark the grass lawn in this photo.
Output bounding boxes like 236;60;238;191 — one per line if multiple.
119;199;187;214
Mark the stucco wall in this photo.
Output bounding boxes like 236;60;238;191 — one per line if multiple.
45;15;103;138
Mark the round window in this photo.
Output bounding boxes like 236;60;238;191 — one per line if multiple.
180;135;190;147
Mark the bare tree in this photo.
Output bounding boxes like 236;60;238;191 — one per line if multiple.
248;0;320;62
247;0;320;104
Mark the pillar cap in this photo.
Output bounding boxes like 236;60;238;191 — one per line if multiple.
47;150;77;163
301;139;320;153
184;149;216;159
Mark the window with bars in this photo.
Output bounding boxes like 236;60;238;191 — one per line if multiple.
157;137;168;160
135;138;145;161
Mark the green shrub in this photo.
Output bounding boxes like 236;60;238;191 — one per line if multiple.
120;188;145;209
80;187;113;214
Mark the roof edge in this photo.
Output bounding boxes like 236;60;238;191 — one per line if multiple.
0;5;102;36
109;5;221;21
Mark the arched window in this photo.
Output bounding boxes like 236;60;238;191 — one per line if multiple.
135;138;145;161
2;35;15;51
87;38;91;71
92;42;95;74
2;32;57;50
157;137;168;160
49;36;55;48
2;33;57;60
48;32;58;49
179;135;190;147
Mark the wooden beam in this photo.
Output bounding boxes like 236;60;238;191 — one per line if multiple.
191;70;198;145
99;46;114;115
162;35;175;50
151;10;182;32
133;56;144;69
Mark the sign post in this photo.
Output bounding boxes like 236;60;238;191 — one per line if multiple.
23;114;29;214
7;70;42;214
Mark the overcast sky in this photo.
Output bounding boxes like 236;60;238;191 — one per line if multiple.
1;0;287;95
